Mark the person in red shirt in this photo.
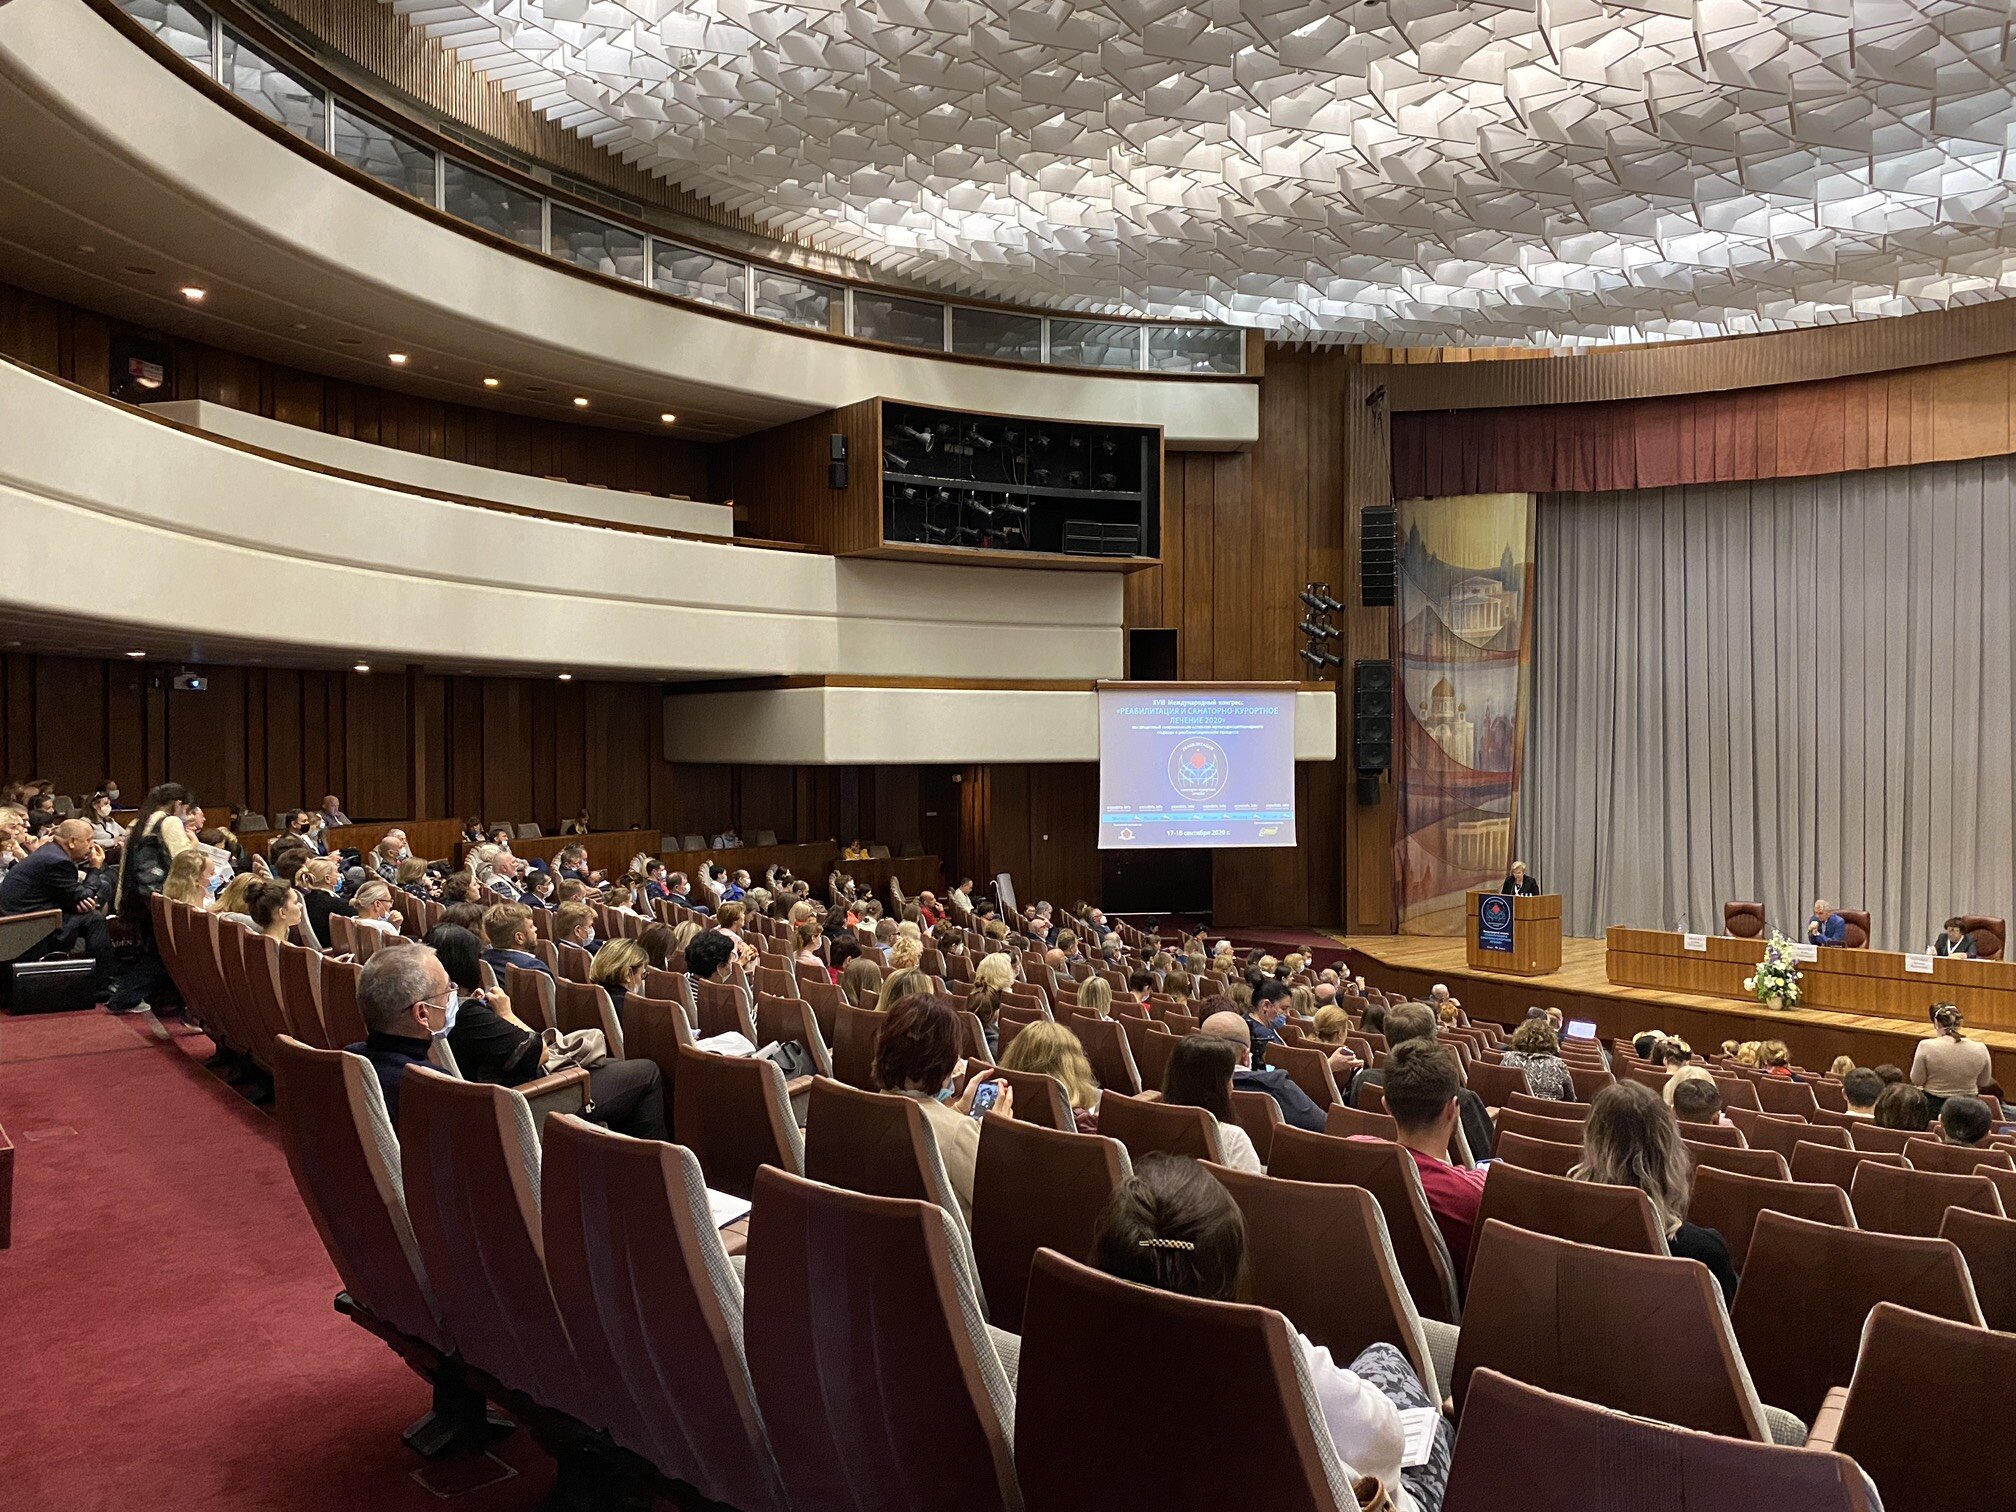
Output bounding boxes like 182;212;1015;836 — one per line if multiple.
1381;1039;1489;1272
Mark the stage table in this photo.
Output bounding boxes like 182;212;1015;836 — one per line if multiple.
1606;927;2016;1031
1465;890;1562;976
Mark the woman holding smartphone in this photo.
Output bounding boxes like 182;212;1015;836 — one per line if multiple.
870;991;1010;1226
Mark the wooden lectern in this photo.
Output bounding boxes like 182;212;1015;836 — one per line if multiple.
1466;889;1563;977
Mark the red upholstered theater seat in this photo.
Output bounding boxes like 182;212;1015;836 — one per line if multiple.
1834;909;1871;948
1724;901;1767;939
1958;915;2006;960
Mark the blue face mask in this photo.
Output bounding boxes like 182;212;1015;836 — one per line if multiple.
935;1084;957;1103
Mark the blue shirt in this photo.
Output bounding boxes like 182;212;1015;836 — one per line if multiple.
483;946;553;980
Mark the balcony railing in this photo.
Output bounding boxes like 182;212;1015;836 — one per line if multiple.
116;0;1246;376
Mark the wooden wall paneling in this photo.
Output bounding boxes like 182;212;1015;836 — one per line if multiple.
737;764;798;845
0;284;62;372
1178;456;1217;678
261;669;302;815
407;673;446;819
584;683;653;831
104;659;147;800
31;655;103;798
447;677;485;824
916;767;958;884
481;678;535;827
66;307;111;394
871;765;921;853
724;397;882;552
655;763;733;844
164;667;247;810
240;668;268;818
343;671;411;820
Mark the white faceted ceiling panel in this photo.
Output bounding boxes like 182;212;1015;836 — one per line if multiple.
386;0;2016;346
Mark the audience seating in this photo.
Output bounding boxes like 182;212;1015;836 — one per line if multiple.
1732;1210;1984;1423
1491;1107;1592;1151
1228;1088;1282;1164
1065;1016;1141;1096
1937;1206;2016;1331
1674;1119;1747;1148
1265;1126;1461;1324
316;957;370;1048
1505;1091;1587;1121
1443;1369;1881;1512
1262;1042;1344;1109
971;1114;1129;1332
670;1044;804;1200
743;1167;1018;1512
1756;1079;1822;1119
1324;1104;1399;1141
1791;1141;1905;1188
1562;1065;1616;1099
1848;1161;2003;1238
1904;1137;2014;1176
1016;1248;1356;1512
1094;1092;1222;1164
1712;1074;1764;1110
1847;1121;1924;1155
1823;1302;2011;1512
1979;1163;2016;1209
1467;1162;1665;1282
1452;1221;1774;1441
802;1077;965;1229
830;1002;883;1090
553;979;620;1046
692;978;757;1041
1690;1164;1855;1267
1463;1059;1531;1109
755;993;833;1077
1125;1022;1178;1091
1211;1163;1442;1398
1492;1129;1582;1177
1748;1116;1849;1163
538;1116;784;1512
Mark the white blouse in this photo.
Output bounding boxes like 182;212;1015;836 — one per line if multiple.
1295;1333;1416;1512
1215;1120;1264;1174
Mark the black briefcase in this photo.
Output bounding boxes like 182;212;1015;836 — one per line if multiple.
5;958;100;1015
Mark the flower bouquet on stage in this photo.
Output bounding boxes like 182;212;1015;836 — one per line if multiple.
1743;932;1803;1010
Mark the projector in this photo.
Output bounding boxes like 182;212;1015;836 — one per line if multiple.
171;671;210;693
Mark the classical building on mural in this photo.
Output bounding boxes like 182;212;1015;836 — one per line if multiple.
1419;675;1477;767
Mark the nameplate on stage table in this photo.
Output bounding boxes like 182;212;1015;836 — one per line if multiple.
1904;953;1935;975
1477;894;1515;954
1792;943;1820;963
1682;933;1707;952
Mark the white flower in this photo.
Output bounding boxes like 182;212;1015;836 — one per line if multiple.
1743;977;1755;991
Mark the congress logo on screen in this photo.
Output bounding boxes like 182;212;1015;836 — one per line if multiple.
1168;737;1229;801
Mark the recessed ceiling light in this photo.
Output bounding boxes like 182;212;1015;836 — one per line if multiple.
387;353;408;366
572;396;590;407
353;662;371;673
125;649;147;659
179;286;206;302
659;412;677;424
482;377;501;388
557;673;574;682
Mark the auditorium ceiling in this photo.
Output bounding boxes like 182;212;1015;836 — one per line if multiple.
388;0;2016;346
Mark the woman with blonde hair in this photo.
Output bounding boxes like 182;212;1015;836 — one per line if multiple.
1758;1039;1794;1076
589;936;649;1013
159;848;217;908
1077;975;1113;1018
351;880;402;935
1734;1041;1762;1067
890;935;923;972
1573;1083;1737;1302
1000;1020;1102;1132
792;919;823;968
1309;1006;1353;1047
1912;1002;1993;1108
1827;1054;1856;1079
967;952;1017;1055
215;871;259;921
295;855;354;947
1290;984;1316;1019
669;919;704;957
875;967;933;1013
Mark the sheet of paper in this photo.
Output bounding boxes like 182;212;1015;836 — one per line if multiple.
1792;943;1820;963
1398;1407;1442;1469
706;1188;753;1229
694;1030;757;1057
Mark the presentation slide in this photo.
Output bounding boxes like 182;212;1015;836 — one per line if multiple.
1098;685;1296;849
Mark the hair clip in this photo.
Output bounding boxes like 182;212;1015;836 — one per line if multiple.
1138;1237;1196;1251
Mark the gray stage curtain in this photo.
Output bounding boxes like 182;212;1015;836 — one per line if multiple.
1523;457;2016;951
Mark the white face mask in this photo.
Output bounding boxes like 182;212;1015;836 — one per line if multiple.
437;988;460;1035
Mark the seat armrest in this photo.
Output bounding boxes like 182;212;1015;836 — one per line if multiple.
520;1067;592;1125
0;909;63;965
1803;1386;1850;1452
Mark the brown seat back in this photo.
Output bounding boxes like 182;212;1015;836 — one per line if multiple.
1210;1164;1440;1398
1326;1104;1399;1140
311;955;369;1050
1452;1221;1767;1440
1228;1089;1282;1164
971;1115;1128;1331
798;977;843;1044
1675;1119;1748;1148
1492;1107;1591;1151
1790;1141;1905;1189
1127;1022;1179;1091
1939;1205;2016;1332
1685;1141;1791;1180
1465;1059;1531;1109
1467;1162;1665;1283
643;967;695;1012
1690;1164;1854;1268
670;1044;804;1201
1847;1120;1924;1154
831;1001;883;1090
1444;1368;1882;1512
1015;1249;1352;1512
751;963;799;1001
1094;1092;1222;1165
539;1116;783;1511
1068;1015;1142;1095
616;992;694;1127
755;992;833;1076
1494;1129;1583;1178
1266;1125;1461;1325
1831;1302;2015;1512
273;939;328;1048
1850;1161;2003;1237
1756;1078;1822;1118
1732;1210;1984;1422
987;1067;1076;1131
271;1035;446;1353
553;978;619;1047
1905;1137;2015;1175
802;1077;958;1220
1957;914;2006;960
1262;1042;1343;1109
1835;909;1871;948
396;1066;591;1419
744;1168;1017;1512
227;927;289;1069
692;976;756;1041
503;964;555;1033
1722;901;1767;939
1505;1091;1587;1121
1748;1116;1845;1161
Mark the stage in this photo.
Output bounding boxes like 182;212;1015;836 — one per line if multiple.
1335;933;2016;1083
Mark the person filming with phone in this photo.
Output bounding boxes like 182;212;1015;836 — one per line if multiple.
871;991;1010;1226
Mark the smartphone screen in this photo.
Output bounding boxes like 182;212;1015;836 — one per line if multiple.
970;1079;1002;1118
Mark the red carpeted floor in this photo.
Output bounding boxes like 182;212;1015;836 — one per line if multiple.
0;1011;552;1511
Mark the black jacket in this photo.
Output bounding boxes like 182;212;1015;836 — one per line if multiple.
1234;1064;1325;1133
0;843;93;916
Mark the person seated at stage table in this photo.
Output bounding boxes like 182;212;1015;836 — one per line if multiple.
1931;917;1978;958
1500;860;1539;896
1805;898;1846;947
1940;1096;1994;1149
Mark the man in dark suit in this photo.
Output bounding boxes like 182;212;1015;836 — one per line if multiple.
0;819;116;994
1501;860;1539;895
1932;918;1978;958
481;903;553;980
664;870;710;915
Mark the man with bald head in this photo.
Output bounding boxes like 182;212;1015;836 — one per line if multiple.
0;817;118;997
1202;1009;1327;1133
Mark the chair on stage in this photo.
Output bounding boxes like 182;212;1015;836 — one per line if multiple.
1957;915;2006;961
1723;902;1767;940
1833;909;1871;949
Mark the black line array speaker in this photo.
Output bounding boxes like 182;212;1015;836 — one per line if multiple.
1352;659;1393;805
1360;505;1397;606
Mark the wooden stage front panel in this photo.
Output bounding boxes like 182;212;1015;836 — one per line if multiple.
1337;934;2016;1086
1606;927;2016;1030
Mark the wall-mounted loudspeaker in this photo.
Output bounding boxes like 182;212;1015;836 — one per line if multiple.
1352;659;1393;805
828;433;849;489
1360;505;1397;606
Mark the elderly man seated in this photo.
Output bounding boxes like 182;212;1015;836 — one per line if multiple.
0;818;117;999
1200;1009;1330;1133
